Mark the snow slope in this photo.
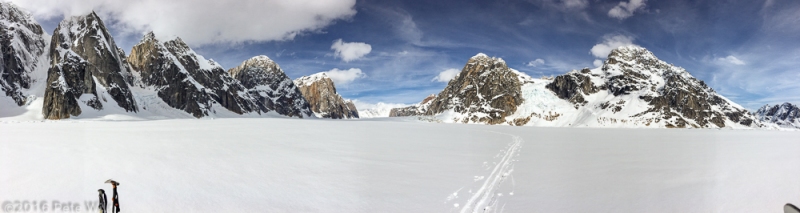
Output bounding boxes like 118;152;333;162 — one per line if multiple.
2;118;798;212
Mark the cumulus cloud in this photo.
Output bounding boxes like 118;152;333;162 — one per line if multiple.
590;34;640;58
608;0;647;20
593;59;604;67
331;39;372;62
432;68;461;83
325;68;366;85
717;55;746;65
9;0;357;46
526;59;546;67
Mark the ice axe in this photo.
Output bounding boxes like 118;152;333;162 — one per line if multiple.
787;203;800;213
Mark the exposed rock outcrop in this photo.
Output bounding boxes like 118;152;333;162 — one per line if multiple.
756;102;800;129
398;47;760;128
228;55;313;118
127;32;259;118
545;68;599;107
600;46;756;128
0;2;46;106
418;54;525;124
293;73;359;119
43;12;137;119
389;94;436;117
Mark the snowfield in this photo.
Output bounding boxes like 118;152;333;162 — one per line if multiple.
1;118;799;212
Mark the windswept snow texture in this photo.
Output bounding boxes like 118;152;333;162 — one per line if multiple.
1;119;799;212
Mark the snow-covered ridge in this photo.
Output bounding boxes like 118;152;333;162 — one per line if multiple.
396;46;760;128
293;72;330;87
756;102;800;129
227;55;313;118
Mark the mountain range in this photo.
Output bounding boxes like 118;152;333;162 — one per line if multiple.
0;2;795;129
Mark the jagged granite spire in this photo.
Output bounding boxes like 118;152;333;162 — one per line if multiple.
0;2;47;106
127;31;258;118
42;11;137;119
228;55;313;118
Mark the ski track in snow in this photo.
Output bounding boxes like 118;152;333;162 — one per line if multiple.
459;132;523;213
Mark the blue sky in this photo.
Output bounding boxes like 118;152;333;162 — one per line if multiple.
17;0;800;109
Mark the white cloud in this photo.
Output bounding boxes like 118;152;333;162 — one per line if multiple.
590;34;640;58
593;59;604;67
432;68;461;83
608;0;647;20
717;55;746;65
9;0;357;46
331;39;372;62
561;0;589;10
324;68;366;85
526;58;546;67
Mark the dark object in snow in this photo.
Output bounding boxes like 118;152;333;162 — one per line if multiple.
105;179;120;212
97;189;107;213
786;203;800;213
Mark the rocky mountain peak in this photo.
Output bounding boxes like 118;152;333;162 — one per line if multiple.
43;11;137;119
141;31;158;43
1;2;47;106
0;2;44;35
756;102;800;129
294;72;358;119
545;46;758;128
227;56;312;118
423;54;524;124
128;31;258;118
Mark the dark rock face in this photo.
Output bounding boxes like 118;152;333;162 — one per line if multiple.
127;32;258;118
389;94;436;117
43;12;137;119
546;46;758;128
545;68;599;107
424;54;523;124
756;102;800;128
228;55;313;118
0;2;46;105
345;100;359;118
294;73;359;119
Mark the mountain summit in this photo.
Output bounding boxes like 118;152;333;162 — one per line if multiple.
392;46;760;128
294;73;359;119
0;2;47;106
228;55;313;118
756;102;800;129
42;11;138;119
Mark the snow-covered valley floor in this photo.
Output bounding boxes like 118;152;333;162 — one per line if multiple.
1;118;799;212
